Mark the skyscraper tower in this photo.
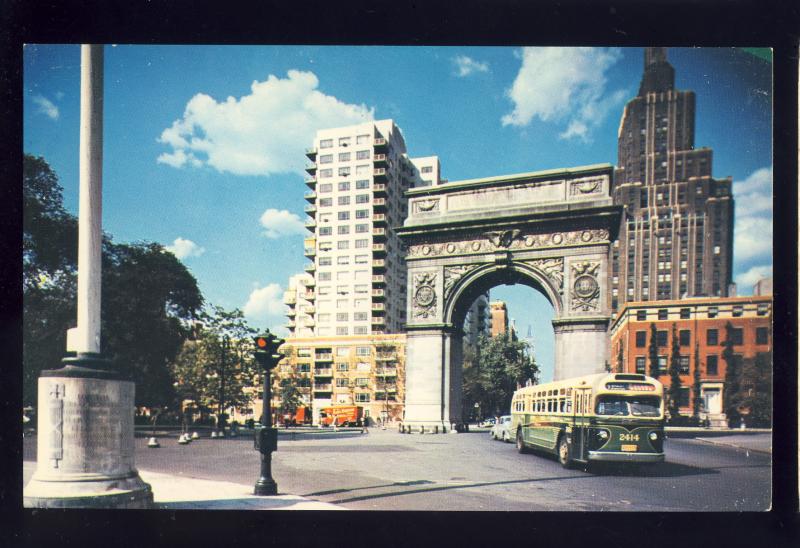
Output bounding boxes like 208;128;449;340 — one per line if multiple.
290;119;440;337
610;48;734;313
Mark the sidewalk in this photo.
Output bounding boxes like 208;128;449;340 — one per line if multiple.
22;462;344;510
691;433;772;455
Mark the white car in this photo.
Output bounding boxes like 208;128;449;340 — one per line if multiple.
490;415;512;442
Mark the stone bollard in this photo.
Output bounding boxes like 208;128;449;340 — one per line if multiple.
178;434;189;445
147;437;160;448
420;425;425;434
450;422;458;434
191;432;199;440
210;431;218;438
434;425;439;434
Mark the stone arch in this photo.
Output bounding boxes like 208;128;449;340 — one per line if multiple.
443;261;563;330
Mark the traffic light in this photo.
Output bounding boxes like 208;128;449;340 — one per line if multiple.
253;331;285;370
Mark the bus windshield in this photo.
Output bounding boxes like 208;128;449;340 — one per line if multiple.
596;395;661;417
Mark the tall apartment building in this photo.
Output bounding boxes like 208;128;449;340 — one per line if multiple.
611;48;734;313
489;301;509;338
294;120;440;337
464;293;491;345
284;273;315;337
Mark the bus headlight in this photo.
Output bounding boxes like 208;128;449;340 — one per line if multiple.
649;432;658;441
599;430;609;440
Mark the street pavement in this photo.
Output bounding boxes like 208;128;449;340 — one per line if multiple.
22;427;771;511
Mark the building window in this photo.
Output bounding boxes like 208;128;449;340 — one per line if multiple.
338;196;350;206
339;137;351;147
319;198;332;207
756;327;769;345
319;154;333;164
356;164;370;175
679;356;690;374
338;181;350;191
356;209;369;219
356;377;369;387
756;303;769;316
635;331;647;348
336;313;348;322
421;166;433;173
679;330;691;346
338;167;351;177
355;284;368;293
658;309;668;320
708;307;718;318
338;152;351;162
337;363;348;371
319;226;332;236
319;169;333;178
356;179;370;189
297;347;311;357
319;272;331;281
636;310;647;321
680;308;690;319
297;363;310;373
355;239;369;248
319;257;332;266
355;393;370;403
320;139;333;149
356;150;370;160
319;183;332;193
337;241;349;250
730;328;744;346
355;224;369;233
677;387;691;407
356;194;370;204
337;225;350;235
337;211;350;221
356;134;370;144
336;327;349;335
635;357;646;373
658;356;667;373
354;312;368;321
354;326;368;334
732;305;743;317
706;355;718;375
657;330;668;347
336;378;349;387
356;346;371;356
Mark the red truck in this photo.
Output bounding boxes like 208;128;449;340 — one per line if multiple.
319;406;363;427
281;406;310;426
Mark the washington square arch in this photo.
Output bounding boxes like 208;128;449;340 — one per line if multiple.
396;163;622;433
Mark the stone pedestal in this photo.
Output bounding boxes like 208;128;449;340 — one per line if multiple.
552;317;610;380
401;330;452;433
23;358;153;508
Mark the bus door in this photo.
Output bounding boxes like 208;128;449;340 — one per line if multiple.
572;387;591;461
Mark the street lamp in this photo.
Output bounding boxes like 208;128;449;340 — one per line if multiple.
252;331;284;496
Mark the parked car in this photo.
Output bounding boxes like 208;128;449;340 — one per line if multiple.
490;415;512;442
479;418;496;428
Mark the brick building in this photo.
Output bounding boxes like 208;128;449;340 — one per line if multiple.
609;295;772;426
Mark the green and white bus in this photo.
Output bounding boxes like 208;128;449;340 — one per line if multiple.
511;373;665;468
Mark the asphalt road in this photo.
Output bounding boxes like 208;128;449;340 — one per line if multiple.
22;428;771;511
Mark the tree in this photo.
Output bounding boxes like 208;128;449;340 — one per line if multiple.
278;370;304;418
692;343;703;420
735;351;772;428
648;323;660;378
465;333;539;417
172;305;259;429
23;154;203;407
667;323;683;420
721;322;740;425
616;343;625;374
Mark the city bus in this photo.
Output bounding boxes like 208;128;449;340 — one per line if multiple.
511;373;665;468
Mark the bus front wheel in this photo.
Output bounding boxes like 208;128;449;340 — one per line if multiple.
558;434;573;469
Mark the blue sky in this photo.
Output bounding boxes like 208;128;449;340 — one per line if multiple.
23;46;772;382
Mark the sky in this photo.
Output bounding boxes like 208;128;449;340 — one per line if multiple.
23;46;773;382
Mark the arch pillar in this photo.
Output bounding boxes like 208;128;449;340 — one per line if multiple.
402;326;457;432
552;317;610;380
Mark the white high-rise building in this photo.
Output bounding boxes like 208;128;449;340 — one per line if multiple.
284;273;315;337
289;119;439;338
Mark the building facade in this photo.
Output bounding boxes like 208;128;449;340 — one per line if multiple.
609;296;772;425
464;293;491;345
300;120;440;337
284;273;315;337
489;301;509;338
611;47;734;313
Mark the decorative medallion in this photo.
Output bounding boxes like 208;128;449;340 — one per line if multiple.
552;233;563;245
446;243;456;253
412;272;438;319
471;241;481;251
570;261;601;311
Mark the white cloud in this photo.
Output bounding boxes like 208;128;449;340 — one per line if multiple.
32;95;59;120
157;70;374;176
259;208;306;239
733;166;773;265
735;264;773;289
243;283;284;320
453;55;489;77
501;47;627;142
165;237;205;260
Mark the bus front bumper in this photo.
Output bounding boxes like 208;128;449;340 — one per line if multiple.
587;451;665;463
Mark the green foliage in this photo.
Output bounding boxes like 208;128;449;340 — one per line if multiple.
22;154;203;407
667;323;683;419
721;322;740;424
692;343;702;419
171;305;259;427
734;351;772;428
278;370;304;416
648;323;659;378
462;333;539;419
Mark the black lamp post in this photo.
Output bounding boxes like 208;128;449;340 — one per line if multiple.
253;331;284;496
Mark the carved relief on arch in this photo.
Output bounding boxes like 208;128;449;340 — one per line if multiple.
443;264;481;300
522;257;564;294
412;271;438;320
570;260;601;311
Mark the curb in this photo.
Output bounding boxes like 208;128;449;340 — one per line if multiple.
692;437;772;455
